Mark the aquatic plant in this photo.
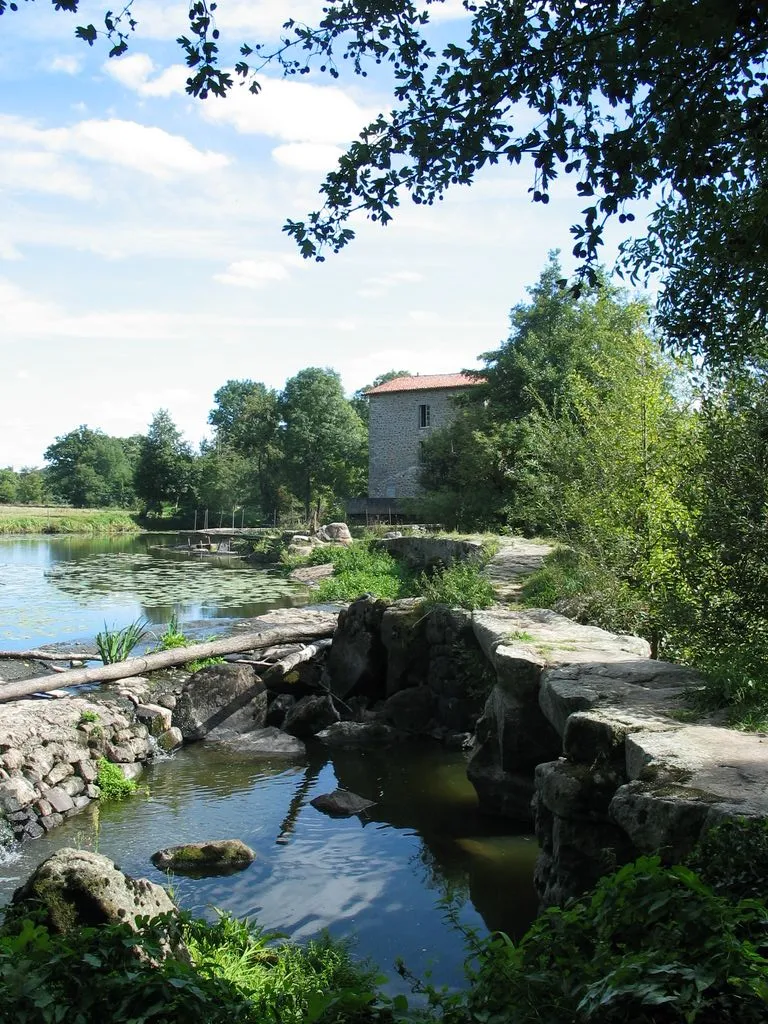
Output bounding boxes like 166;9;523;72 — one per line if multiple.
156;613;225;673
95;759;137;801
95;618;147;664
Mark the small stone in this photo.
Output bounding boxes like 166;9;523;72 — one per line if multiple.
310;789;376;817
77;759;98;783
156;727;183;753
61;777;85;798
40;812;64;831
35;798;53;817
0;776;37;814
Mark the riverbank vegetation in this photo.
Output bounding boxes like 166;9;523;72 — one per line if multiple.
2;816;767;1023
0;505;141;535
417;254;768;728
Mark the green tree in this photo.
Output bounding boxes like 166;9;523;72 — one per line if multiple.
134;410;194;514
44;426;137;508
208;380;282;513
279;367;367;522
0;468;17;504
15;467;46;505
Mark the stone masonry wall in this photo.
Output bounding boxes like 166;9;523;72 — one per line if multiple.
368;387;466;499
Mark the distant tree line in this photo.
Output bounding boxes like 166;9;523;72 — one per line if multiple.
0;367;371;525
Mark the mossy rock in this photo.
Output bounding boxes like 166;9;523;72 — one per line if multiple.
151;839;255;877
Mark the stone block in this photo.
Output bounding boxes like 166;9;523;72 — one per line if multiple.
0;776;37;813
46;762;74;787
43;786;74;814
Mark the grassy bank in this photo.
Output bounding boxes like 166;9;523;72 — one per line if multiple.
0;505;140;535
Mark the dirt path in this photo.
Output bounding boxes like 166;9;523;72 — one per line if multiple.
483;536;554;604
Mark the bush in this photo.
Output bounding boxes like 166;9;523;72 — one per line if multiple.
520;547;651;637
461;856;768;1024
417;561;495;611
686;817;768;902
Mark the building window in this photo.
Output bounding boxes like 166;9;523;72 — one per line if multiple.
418;403;431;428
418;440;426;464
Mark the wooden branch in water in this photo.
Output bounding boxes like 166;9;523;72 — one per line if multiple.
262;638;333;683
0;623;336;704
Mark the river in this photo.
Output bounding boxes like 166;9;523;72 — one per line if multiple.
0;534;538;990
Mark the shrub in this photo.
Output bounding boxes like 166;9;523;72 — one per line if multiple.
95;759;137;801
686;817;768;902
461;856;768;1024
417;560;495;611
95;618;147;664
520;547;651;637
78;709;99;725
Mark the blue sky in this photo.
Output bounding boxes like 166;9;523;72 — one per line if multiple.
0;0;645;468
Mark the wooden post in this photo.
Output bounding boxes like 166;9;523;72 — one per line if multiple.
204;509;209;530
193;509;198;531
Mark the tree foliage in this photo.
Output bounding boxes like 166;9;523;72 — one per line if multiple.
279;367;367;521
44;426;138;508
134;409;195;513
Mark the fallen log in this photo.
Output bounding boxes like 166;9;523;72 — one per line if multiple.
0;649;95;661
262;638;333;683
0;622;336;703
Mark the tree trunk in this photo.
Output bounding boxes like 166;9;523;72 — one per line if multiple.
0;622;336;703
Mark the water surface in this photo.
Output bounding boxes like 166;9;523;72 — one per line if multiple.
0;534;303;651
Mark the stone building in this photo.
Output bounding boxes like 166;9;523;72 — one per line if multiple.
359;373;480;512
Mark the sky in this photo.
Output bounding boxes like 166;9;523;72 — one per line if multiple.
0;0;646;468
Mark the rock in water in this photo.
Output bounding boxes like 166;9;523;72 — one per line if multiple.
10;848;176;933
310;788;376;817
151;839;256;876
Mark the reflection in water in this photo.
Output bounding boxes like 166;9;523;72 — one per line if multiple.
0;742;538;991
0;535;304;650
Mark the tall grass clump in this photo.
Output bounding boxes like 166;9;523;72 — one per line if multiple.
417;560;496;611
315;542;415;602
95;618;147;664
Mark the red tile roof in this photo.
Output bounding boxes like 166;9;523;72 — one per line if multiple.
365;373;482;395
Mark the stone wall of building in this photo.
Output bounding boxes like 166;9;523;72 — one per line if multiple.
368;387;466;499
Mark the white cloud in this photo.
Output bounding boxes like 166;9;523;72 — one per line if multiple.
0;149;93;199
47;54;83;74
0;114;229;182
103;53;188;97
214;257;299;289
272;142;343;172
201;76;376;144
358;269;424;298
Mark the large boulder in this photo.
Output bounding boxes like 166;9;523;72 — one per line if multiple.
282;694;340;738
172;664;267;741
10;848;176;933
317;721;402;747
326;595;389;699
372;536;484;569
209;726;306;757
380;686;436;733
317;522;353;545
150;839;255;876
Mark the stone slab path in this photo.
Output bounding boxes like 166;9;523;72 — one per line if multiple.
483;536;554;603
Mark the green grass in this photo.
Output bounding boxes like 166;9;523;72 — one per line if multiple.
417;560;496;610
0;506;140;534
155;612;225;673
314;542;416;602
